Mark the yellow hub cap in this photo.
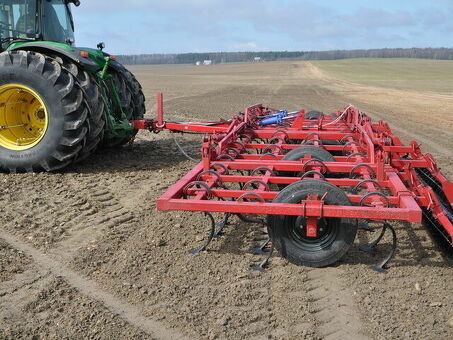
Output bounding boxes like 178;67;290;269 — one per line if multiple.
0;84;49;151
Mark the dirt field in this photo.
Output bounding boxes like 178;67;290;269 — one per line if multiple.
1;60;452;340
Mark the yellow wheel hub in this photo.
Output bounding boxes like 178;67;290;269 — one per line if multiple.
0;84;49;151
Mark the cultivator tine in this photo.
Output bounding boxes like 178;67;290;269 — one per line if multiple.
236;192;266;224
251;219;273;270
359;226;387;254
358;221;399;272
188;212;216;254
213;212;232;238
370;222;398;273
251;237;271;255
252;243;274;272
358;220;374;232
359;221;387;254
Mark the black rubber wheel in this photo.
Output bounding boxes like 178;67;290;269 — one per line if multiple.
321;140;341;146
267;180;357;267
305;110;322;120
321;139;343;156
102;65;145;147
0;51;89;172
279;146;335;183
51;55;106;161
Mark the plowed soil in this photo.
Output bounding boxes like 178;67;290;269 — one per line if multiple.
1;61;452;340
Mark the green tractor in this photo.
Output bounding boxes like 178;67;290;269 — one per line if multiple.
0;0;145;172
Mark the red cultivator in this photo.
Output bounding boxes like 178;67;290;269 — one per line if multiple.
134;94;453;272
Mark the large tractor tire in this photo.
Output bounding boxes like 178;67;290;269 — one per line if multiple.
0;50;89;172
102;65;145;147
51;55;106;161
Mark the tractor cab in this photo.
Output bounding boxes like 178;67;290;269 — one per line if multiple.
0;0;79;51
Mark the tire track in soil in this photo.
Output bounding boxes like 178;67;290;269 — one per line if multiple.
0;230;191;340
49;175;137;262
0;270;55;331
0;176;92;249
0;268;48;297
305;268;369;340
2;173;190;339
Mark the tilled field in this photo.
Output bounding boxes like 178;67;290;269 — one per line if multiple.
1;61;452;340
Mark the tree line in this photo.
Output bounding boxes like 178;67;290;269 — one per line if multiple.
117;51;304;65
117;48;453;65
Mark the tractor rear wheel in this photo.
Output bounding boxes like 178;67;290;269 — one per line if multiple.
51;55;106;161
0;51;89;172
102;65;145;147
267;180;357;267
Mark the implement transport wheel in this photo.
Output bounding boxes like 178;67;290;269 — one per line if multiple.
0;51;89;172
279;146;335;185
321;139;343;156
284;145;334;163
268;180;357;267
305;110;322;120
103;65;145;147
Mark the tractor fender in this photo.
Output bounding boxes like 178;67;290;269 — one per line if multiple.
9;43;100;72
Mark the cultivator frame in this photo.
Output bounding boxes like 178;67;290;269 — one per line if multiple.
133;94;453;271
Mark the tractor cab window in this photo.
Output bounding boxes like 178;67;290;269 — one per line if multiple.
42;0;75;44
0;0;37;46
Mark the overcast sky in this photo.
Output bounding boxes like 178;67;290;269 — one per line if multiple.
72;0;453;54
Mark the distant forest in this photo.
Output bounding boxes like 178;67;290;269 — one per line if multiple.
117;48;453;65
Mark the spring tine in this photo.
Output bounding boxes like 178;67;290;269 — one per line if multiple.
251;237;270;255
359;224;387;254
358;220;374;231
188;212;216;254
370;222;398;273
213;212;232;238
252;243;274;272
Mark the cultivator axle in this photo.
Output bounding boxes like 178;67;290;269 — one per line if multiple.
136;94;453;270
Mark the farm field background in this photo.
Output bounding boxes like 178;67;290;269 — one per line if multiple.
312;58;453;93
1;59;452;339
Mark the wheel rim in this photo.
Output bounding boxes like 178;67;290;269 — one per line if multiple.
288;215;340;251
0;84;49;151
